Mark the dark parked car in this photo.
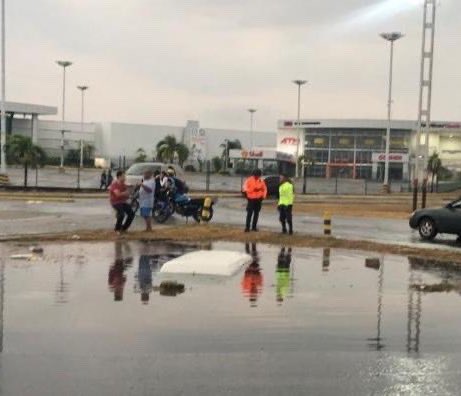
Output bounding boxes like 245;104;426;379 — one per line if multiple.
263;175;281;198
409;198;461;240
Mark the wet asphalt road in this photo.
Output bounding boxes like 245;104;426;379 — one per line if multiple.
1;242;461;395
0;197;459;251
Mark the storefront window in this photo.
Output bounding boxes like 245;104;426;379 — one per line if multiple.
262;160;278;175
306;135;329;148
330;150;354;164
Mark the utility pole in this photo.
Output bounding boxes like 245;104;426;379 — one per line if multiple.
0;0;6;175
77;85;88;169
380;32;404;193
248;109;256;149
56;60;72;170
414;0;437;209
292;80;307;178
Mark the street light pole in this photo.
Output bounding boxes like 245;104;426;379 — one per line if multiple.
0;0;6;175
77;85;88;169
380;32;403;192
292;80;307;178
248;109;257;149
56;60;72;170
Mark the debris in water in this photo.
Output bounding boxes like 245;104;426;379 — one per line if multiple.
157;281;185;297
10;253;34;260
71;234;81;240
29;246;44;254
410;282;458;293
365;258;381;270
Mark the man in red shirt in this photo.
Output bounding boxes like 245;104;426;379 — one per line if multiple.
109;170;135;233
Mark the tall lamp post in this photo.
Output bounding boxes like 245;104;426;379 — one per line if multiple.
292;80;307;178
1;0;6;174
248;109;257;149
380;32;404;192
56;60;72;170
77;85;88;169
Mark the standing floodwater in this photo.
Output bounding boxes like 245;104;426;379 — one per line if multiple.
1;241;461;395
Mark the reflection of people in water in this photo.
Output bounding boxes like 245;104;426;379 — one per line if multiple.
241;243;263;307
108;242;133;301
137;255;153;304
276;247;292;304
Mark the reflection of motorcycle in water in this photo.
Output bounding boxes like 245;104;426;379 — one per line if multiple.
241;243;263;307
132;187;214;224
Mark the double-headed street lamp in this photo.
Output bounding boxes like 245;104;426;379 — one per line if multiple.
77;85;89;169
248;109;257;149
292;79;307;178
380;32;404;192
56;60;72;169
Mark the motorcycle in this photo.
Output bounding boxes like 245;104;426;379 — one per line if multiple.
131;186;214;224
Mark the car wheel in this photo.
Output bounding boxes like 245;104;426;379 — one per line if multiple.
418;217;437;241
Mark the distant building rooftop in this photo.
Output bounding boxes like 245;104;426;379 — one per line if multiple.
4;101;57;116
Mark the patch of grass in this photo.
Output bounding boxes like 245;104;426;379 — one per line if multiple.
3;224;461;266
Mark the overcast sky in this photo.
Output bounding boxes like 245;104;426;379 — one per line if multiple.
6;0;461;131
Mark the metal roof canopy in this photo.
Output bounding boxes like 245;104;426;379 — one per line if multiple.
3;101;57;116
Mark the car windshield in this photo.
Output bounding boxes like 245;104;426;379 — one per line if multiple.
126;164;161;175
451;200;461;209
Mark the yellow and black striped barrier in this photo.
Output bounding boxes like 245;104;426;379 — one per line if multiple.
323;211;332;236
0;173;10;186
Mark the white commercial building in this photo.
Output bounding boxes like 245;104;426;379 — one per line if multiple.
277;119;461;180
4;102;276;168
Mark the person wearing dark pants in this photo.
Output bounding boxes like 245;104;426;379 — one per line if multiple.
109;170;135;233
242;169;267;232
113;203;135;232
278;174;294;234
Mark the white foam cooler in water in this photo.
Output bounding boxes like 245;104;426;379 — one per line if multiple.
160;250;252;277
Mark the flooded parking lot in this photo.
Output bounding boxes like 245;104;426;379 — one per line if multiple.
1;241;461;395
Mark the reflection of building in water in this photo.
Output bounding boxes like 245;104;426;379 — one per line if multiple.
276;247;292;304
241;243;263;307
0;262;4;353
367;257;385;351
322;248;330;272
108;242;133;302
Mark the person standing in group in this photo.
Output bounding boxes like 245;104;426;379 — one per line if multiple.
138;170;156;232
109;170;135;234
107;169;113;190
278;174;295;235
100;170;107;190
242;169;267;232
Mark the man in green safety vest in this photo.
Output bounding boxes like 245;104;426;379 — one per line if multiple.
278;174;295;234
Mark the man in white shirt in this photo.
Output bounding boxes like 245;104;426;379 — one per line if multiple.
139;170;156;231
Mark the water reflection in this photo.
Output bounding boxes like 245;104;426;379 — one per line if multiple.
0;261;4;353
322;248;330;272
108;242;133;301
366;257;385;351
241;243;263;307
276;247;292;304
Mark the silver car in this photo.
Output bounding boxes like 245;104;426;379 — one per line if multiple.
125;162;185;186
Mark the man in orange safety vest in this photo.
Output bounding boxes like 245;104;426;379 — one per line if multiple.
242;169;267;232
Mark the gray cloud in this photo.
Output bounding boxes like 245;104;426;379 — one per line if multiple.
5;0;461;131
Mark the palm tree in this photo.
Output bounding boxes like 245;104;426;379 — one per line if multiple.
134;147;147;163
156;135;190;165
220;139;242;160
175;143;190;167
6;135;47;187
427;152;442;193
